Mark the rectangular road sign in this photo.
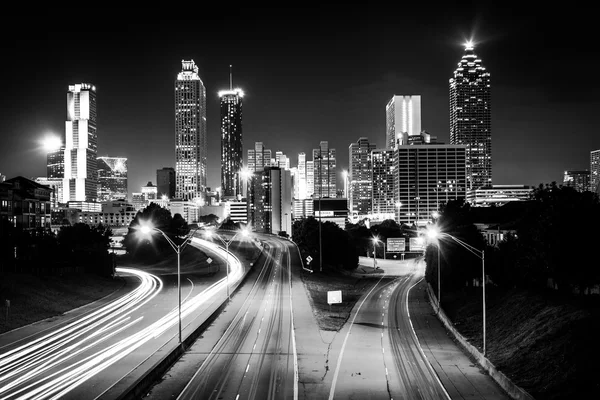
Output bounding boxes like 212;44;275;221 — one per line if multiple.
386;237;405;252
327;290;342;304
409;237;425;252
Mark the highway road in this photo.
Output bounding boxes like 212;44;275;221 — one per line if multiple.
175;235;298;400
0;237;247;400
328;257;450;400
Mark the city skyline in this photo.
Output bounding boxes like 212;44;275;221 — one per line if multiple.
1;7;598;196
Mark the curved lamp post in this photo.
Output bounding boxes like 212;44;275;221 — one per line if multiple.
371;236;386;268
203;228;249;301
427;226;487;356
138;222;199;344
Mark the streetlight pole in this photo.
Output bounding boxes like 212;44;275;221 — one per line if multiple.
428;228;487;356
315;153;323;272
204;229;248;301
139;225;198;344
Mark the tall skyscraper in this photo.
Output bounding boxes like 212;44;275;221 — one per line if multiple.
297;152;307;199
97;156;128;202
371;149;395;221
349;137;376;216
220;67;244;199
450;41;492;190
247;142;272;172
63;83;98;203
157;167;176;199
175;59;207;201
306;160;314;198
312;141;336;198
386;95;422;149
591;150;600;193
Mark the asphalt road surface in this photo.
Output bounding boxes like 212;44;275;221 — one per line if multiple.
176;235;297;400
328;258;450;400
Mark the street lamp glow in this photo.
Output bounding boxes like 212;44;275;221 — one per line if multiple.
135;219;200;344
202;228;250;301
427;226;439;240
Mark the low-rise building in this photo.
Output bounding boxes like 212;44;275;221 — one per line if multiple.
0;176;52;231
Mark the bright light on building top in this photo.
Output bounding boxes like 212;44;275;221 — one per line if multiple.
464;40;475;50
218;88;244;98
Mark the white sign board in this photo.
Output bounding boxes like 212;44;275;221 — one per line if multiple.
327;290;342;304
387;237;405;252
315;210;334;217
409;237;425;252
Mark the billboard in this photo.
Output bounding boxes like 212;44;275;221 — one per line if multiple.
409;237;425;252
386;238;405;252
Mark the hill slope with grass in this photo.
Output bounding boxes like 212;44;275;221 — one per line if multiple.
443;287;600;399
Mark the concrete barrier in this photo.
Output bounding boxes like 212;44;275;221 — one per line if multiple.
115;245;266;400
425;283;535;400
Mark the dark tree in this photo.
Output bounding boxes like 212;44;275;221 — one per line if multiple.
198;214;220;226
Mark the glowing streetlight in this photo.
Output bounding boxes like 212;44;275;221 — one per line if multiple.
137;221;200;344
203;228;249;301
371;236;385;267
427;227;487;356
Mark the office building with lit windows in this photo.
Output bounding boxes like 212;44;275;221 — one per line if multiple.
449;41;492;190
306;160;314;198
349;137;376;216
591;149;600;194
247;142;272;172
157;167;176;199
386;95;421;149
466;184;533;206
175;60;207;201
371;149;395;222
249;167;292;236
295;152;307;200
394;144;467;226
220;80;243;199
63;83;98;203
47;148;64;179
275;151;290;170
97;156;127;202
563;170;590;193
312;141;336;198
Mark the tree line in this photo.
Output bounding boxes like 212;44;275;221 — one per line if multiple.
0;221;114;277
424;182;600;296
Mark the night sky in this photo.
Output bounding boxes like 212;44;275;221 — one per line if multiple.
1;5;598;196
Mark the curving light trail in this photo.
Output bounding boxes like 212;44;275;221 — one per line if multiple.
0;238;243;400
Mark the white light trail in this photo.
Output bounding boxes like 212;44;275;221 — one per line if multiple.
0;244;243;400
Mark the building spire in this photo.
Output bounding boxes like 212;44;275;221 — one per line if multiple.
229;65;233;90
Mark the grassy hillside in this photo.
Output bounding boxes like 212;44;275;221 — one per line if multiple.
0;272;123;334
442;287;600;399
